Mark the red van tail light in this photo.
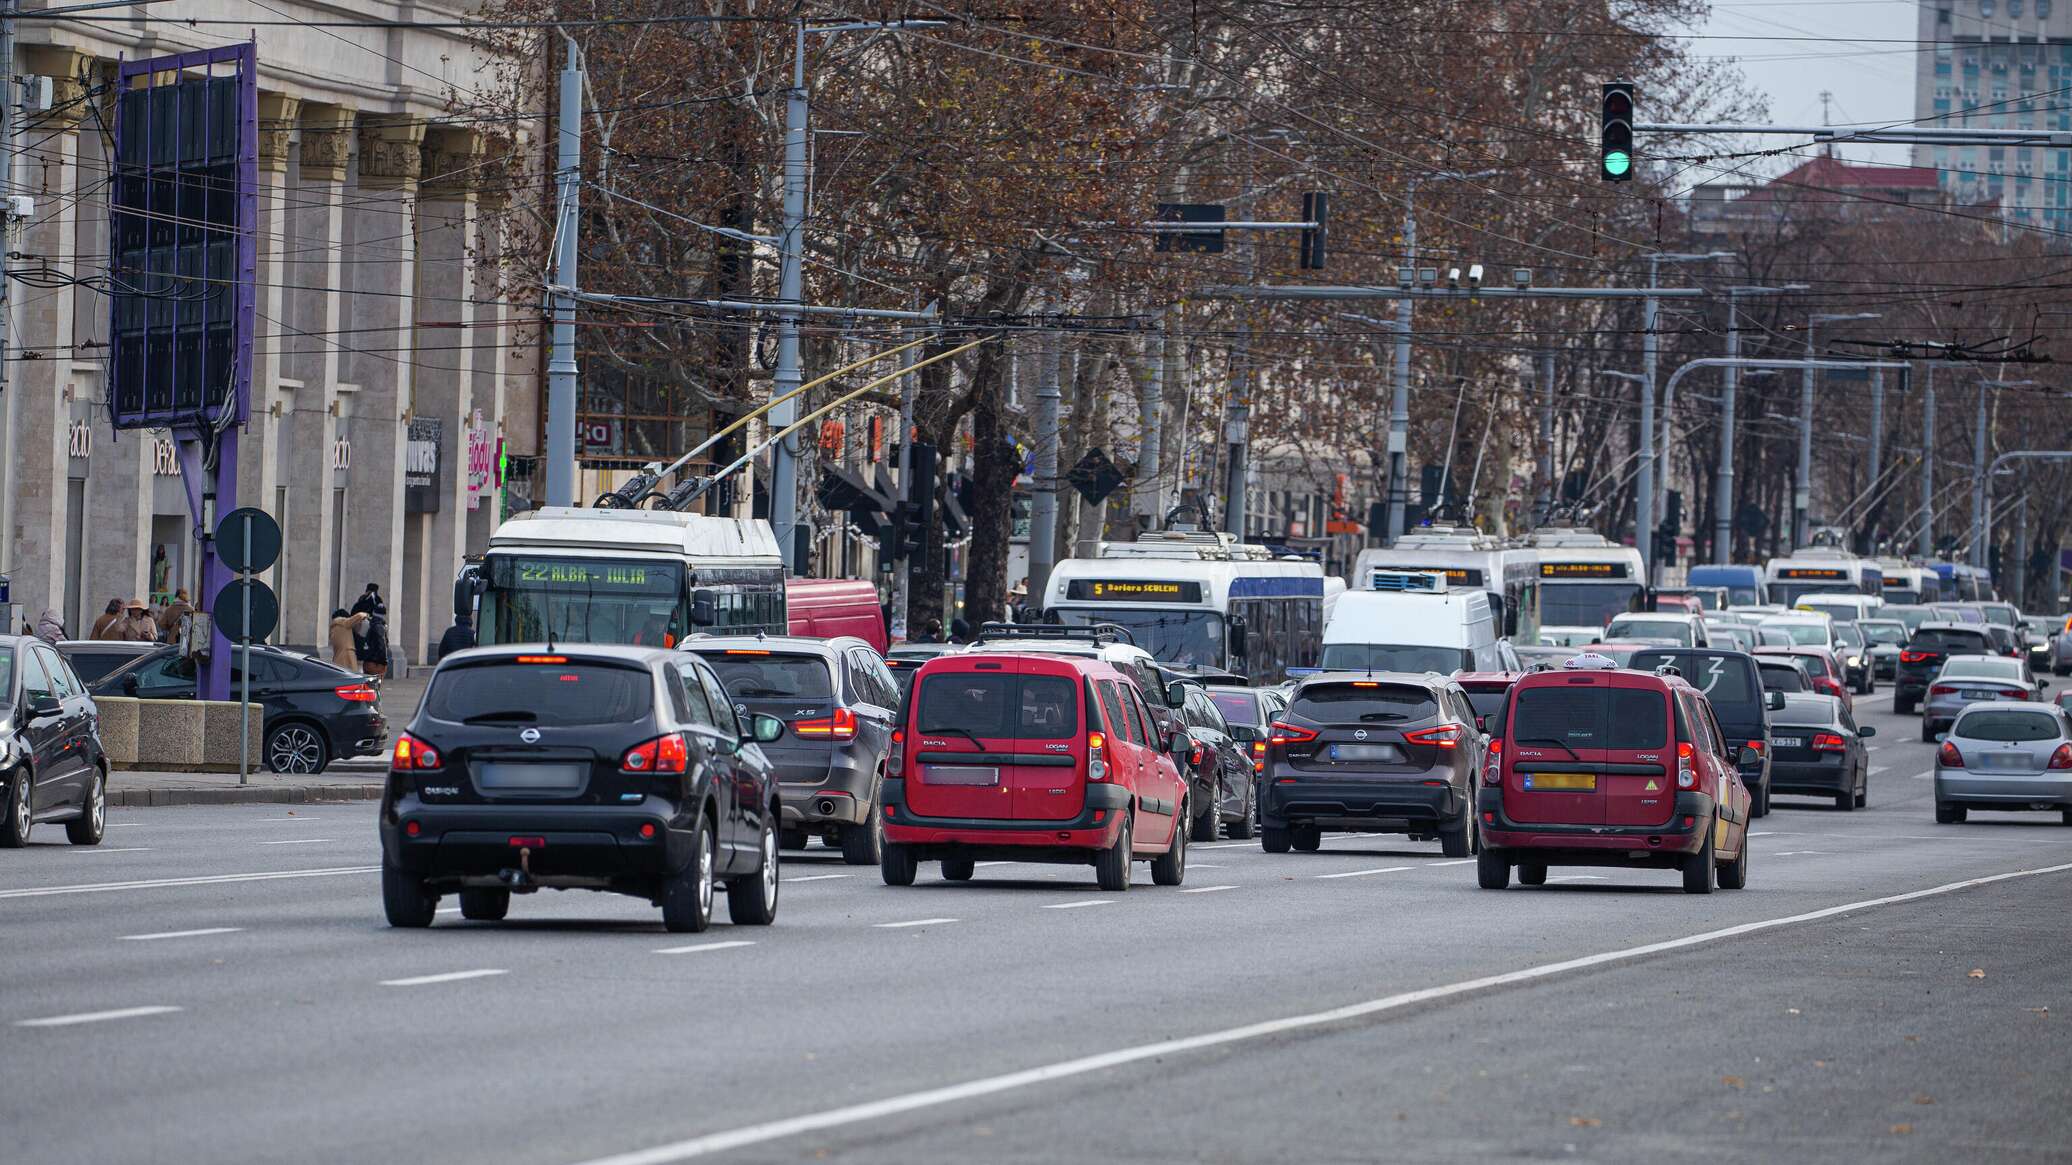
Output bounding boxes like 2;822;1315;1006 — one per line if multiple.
1811;732;1846;752
1405;725;1461;750
1676;741;1697;789
2049;743;2072;770
622;733;689;775
1268;721;1318;746
1087;731;1108;781
391;733;441;771
793;707;857;741
1483;739;1503;786
1937;739;1964;768
888;729;905;777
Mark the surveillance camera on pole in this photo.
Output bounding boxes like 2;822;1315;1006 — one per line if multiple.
1512;268;1532;288
1467;264;1484;289
1446;267;1461;288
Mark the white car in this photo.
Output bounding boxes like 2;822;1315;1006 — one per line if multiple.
1759;612;1836;650
1605;612;1710;648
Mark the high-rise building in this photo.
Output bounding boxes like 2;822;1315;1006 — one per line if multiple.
1915;0;2072;233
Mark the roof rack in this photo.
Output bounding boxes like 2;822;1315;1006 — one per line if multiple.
972;621;1138;647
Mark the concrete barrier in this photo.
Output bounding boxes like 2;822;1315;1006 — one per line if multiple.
201;702;263;772
111;699;263;773
94;695;140;767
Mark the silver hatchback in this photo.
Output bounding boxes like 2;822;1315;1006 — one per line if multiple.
1933;702;2072;825
1920;655;2041;743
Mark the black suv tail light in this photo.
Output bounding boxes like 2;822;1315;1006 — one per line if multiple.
622;733;689;774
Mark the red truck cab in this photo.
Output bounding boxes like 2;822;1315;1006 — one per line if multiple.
785;578;887;653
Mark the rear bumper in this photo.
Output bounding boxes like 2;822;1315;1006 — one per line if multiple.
774;747;877;828
380;793;690;884
1771;756;1849;794
1262;773;1462;831
1934;771;2072;808
335;710;388;759
1477;788;1713;860
881;778;1130;858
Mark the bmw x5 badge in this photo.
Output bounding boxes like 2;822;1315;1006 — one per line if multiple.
520;727;541;744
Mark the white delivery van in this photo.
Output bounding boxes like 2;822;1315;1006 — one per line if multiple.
1795;594;1882;624
1319;570;1502;675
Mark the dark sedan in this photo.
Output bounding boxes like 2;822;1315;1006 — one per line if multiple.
1175;683;1256;840
1766;692;1875;811
0;636;107;848
87;645;385;774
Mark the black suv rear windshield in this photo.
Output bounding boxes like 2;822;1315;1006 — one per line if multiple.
1954;710;2062;742
1511;685;1666;750
1208;690;1261;727
426;661;652;726
1759;663;1807;693
916;672;1079;740
695;651;833;700
1911;629;1993;654
1291;682;1437;723
1630;651;1760;721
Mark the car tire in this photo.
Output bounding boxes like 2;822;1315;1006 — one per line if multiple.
65;767;106;846
381;861;437;928
2056;665;2068;678
880;840;918;886
840;802;883;866
1834;787;1854;812
1260;825;1291;854
1717;834;1750;891
1752;782;1771;819
1;767;32;848
1228;785;1256;840
459;887;510;921
1855;771;1868;809
1476;846;1510;890
2061;809;2072;826
1683;826;1716;894
1291;823;1322;853
1921;721;1937;744
1439;801;1472;858
780;827;810;851
264;720;330;776
1094;814;1133;892
726;819;780;926
1517;861;1547;886
1895;695;1914;716
1190;795;1220;843
661;817;718;934
1935;803;1967;825
940;856;975;881
1151;803;1187;886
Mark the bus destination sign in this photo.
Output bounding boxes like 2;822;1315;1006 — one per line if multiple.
1064;579;1204;603
500;557;679;593
1778;567;1848;580
1397;566;1485;586
1539;561;1629;579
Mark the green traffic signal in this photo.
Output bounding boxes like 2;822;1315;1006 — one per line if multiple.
1603;150;1632;178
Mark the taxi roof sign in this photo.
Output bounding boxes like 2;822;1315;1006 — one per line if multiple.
1562;652;1620;670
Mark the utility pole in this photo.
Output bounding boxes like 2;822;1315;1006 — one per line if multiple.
1028;318;1062;602
770;23;810;574
1223;269;1252;539
543;37;582;509
1798;311;1879;548
1638;265;1656;573
0;3;16;591
888;322;918;641
1536;351;1554;525
2015;489;2030;610
1716;296;1742;566
1920;366;1935;559
1867;366;1884;544
1972;380;1987;567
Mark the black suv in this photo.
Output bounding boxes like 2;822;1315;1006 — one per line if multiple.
1260;672;1483;857
1630;648;1782;818
684;635;898;864
1894;623;1998;715
379;646;784;933
1174;683;1256;840
86;644;385;774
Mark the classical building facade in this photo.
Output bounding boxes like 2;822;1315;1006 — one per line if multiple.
0;3;540;666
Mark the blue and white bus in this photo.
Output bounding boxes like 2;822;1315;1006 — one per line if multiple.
1762;549;1883;607
1519;525;1647;630
1876;561;1945;606
1686;564;1767;607
1930;560;1994;602
1352;524;1541;644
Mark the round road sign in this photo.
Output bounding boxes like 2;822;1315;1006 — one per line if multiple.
214;578;279;644
216;507;282;575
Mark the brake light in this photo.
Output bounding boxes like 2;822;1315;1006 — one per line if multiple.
1900;650;1932;664
1937;739;1964;768
1250;739;1266;774
516;655;567;664
1812;732;1846;752
1268;720;1319;746
2050;743;2072;770
724;649;771;655
622;733;689;775
1929;684;1956;697
1676;741;1697;789
793;707;857;741
1088;731;1108;781
1483;738;1503;786
391;733;441;771
336;684;378;703
1188;741;1204;766
1405;724;1461;750
1744;740;1765;755
888;728;905;777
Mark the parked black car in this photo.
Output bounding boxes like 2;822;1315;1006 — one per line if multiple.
1260;672;1483;857
1894;623;1998;715
0;636;107;848
1765;692;1875;811
1173;683;1256;840
379;645;785;931
684;635;898;864
85;644;385;774
1630;648;1781;818
54;640;159;686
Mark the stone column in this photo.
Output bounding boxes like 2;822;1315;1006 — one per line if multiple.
345;114;426;662
411;127;482;661
239;92;300;633
467;177;511;556
280;104;353;646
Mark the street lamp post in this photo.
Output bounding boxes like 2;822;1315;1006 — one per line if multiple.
1714;284;1805;564
1637;251;1731;580
1797;311;1879;549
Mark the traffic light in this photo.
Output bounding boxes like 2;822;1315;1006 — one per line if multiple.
1600;82;1635;182
1299;191;1328;270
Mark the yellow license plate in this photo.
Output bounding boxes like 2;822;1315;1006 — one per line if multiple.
1523;772;1597;791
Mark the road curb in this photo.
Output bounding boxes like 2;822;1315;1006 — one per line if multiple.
109;783;385;808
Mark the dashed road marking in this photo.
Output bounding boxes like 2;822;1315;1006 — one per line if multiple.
784;874;850;883
655;941;756;955
381;969;508;987
1040;899;1112;910
121;927;243;942
16;1005;182;1028
1313;866;1412;880
1178;885;1236;894
0;865;378;900
873;918;958;929
258;838;337;846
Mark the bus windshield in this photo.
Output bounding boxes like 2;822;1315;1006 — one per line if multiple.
1771;580;1862;607
1538;581;1644;628
1055;607;1224;669
480;555;686;646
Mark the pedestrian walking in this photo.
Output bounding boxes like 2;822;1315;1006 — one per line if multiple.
330;608;369;671
1009;580;1031;622
351;583;385;619
34;608;65;646
361;613;391;678
157;588;193;645
89;598;123;640
117;599;158;642
437;611;475;660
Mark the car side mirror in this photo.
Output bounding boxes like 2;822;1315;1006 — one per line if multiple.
1166;680;1189;708
1738;745;1761;767
1767;690;1786;711
749;713;784;744
2037;680;2048;692
25;694;61;720
1858;725;1876;738
690;588;718;627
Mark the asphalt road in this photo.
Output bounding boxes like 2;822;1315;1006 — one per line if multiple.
4;683;2069;1165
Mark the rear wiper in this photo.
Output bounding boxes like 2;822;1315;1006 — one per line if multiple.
917;725;986;750
1357;712;1407;722
1515;736;1581;761
734;687;794;698
463;709;538;724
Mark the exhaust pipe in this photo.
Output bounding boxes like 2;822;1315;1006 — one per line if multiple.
817;798;838;816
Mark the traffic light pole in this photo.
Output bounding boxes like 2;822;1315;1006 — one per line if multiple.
1921;367;1936;559
1028;317;1063;605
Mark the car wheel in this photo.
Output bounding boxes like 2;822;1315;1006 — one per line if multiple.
1439;799;1473;858
2061;809;2072;826
880;840;918;886
1752;782;1771;819
1935;803;1967;825
1717;834;1750;891
840;801;883;866
661;816;717;933
1920;721;1937;745
779;827;810;851
1290;823;1322;853
0;767;31;848
1094;814;1133;892
940;856;975;881
265;721;330;775
1476;846;1510;890
1228;785;1256;840
1834;786;1854;812
459;887;510;921
1190;794;1220;843
1683;825;1716;894
65;767;106;846
1855;770;1868;809
381;861;437;927
1517;861;1547;886
1260;825;1291;854
1151;802;1187;886
726;818;780;926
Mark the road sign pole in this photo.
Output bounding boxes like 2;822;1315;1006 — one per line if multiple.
239;510;252;786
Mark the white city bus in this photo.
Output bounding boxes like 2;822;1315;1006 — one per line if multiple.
467;506;787;647
1876;560;1945;606
1352;524;1541;644
1519;525;1647;630
1041;531;1327;684
1763;548;1883;608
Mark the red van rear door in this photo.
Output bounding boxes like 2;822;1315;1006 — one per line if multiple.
1005;657;1088;821
905;660;1022;819
1597;678;1676;828
1504;676;1608;825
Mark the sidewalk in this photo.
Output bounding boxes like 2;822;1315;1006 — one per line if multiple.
111;769;384;808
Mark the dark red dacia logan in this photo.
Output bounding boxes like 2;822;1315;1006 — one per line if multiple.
880;651;1191;891
1476;654;1753;894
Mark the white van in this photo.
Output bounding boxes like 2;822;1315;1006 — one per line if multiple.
1795;594;1881;624
1319;570;1502;674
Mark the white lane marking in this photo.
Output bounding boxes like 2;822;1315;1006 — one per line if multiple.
784;874;851;883
1774;851;1834;857
258;838;336;846
381;969;508;988
1178;885;1236;894
1189;863;1227;869
1748;831;1782;837
974;861;1018;867
568;860;2072;1165
1430;859;1476;867
121;927;244;942
16;1005;182;1028
1546;875;1608;882
0;865;378;900
71;847;153;854
654;941;756;955
1313;866;1412;880
1040;899;1112;910
1870;765;1891;776
873;918;958;929
1193;842;1256;850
